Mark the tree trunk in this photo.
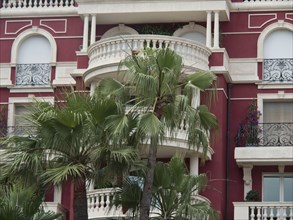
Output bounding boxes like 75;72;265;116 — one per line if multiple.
73;178;88;220
139;139;157;220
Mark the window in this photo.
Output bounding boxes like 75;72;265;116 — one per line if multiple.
173;22;207;46
263;174;293;202
263;29;293;82
16;35;52;86
13;104;33;136
263;174;293;218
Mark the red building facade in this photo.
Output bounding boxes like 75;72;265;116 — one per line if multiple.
0;1;292;219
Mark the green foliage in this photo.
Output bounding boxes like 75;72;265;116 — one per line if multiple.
0;183;61;220
111;155;218;219
245;190;259;202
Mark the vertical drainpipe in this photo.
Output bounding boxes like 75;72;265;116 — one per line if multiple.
225;83;232;220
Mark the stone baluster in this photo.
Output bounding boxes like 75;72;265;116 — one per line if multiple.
65;0;69;7
250;206;255;220
256;206;261;220
263;207;268;219
289;206;293;220
105;192;110;208
276;206;281;220
100;193;105;210
269;206;274;220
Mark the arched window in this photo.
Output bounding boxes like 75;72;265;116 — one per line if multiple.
263;30;293;59
17;36;51;64
257;22;293;82
173;22;207;46
16;35;52;86
101;24;138;39
11;28;57;87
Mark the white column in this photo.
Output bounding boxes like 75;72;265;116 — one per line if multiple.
87;180;95;191
243;166;253;199
190;155;199;176
206;11;212;48
90;14;97;45
54;185;62;203
82;15;89;52
213;11;220;48
191;88;200;108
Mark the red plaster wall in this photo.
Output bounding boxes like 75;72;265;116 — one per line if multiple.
199;75;228;220
221;12;293;58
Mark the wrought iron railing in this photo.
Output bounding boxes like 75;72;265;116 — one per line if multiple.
235;123;293;147
263;58;293;82
0;126;37;137
1;0;75;9
16;63;51;86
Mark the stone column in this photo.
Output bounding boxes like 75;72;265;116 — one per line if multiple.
213;11;220;48
82;15;89;52
206;11;212;48
54;185;62;203
190;155;199;176
90;14;97;45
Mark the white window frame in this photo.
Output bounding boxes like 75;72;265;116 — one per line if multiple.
262;173;293;202
11;27;57;66
257;93;293;123
257;20;293;62
7;96;54;128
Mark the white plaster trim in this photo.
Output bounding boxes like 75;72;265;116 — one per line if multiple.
248;13;277;29
230;98;257;101
257;21;293;60
40;19;67;34
285;13;293;21
257;82;293;89
5;20;32;35
257;92;293;123
101;24;138;39
10;87;54;93
173;22;206;37
206;88;228;99
0;36;83;40
221;31;262;35
11;27;57;65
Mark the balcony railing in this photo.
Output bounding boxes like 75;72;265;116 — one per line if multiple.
1;0;75;9
16;63;51;86
86;188;210;219
235;123;293;147
85;34;211;83
234;202;293;220
263;58;293;82
0;126;36;138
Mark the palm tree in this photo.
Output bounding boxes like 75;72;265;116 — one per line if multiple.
112;155;218;220
0;183;61;220
96;48;218;219
2;91;139;220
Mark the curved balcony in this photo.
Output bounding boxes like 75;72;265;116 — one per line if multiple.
84;35;211;85
87;188;211;219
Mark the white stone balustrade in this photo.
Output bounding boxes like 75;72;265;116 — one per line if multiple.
1;0;75;9
87;188;126;219
234;202;293;220
87;34;211;74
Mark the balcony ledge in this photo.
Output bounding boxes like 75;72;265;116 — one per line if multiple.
84;34;212;85
235;146;293;166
